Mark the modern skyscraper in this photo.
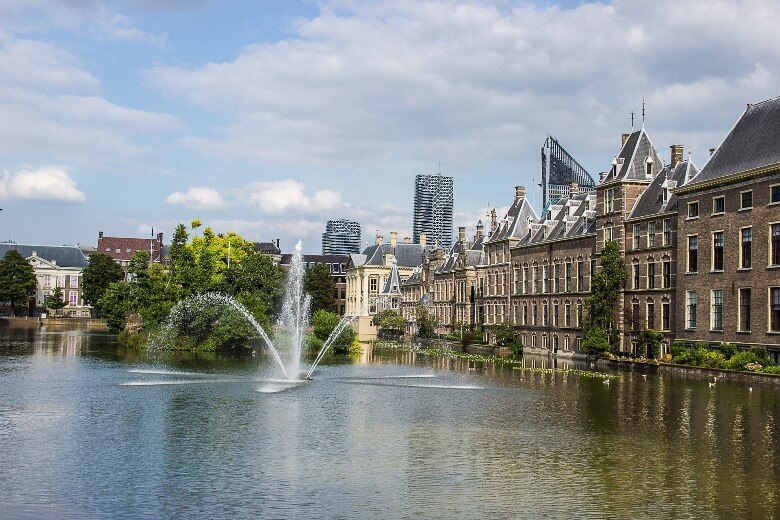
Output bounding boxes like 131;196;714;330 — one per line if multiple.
412;173;453;248
541;135;595;214
322;219;361;255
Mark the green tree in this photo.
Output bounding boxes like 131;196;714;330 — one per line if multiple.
97;281;133;332
583;241;626;355
311;309;355;354
415;305;438;338
372;309;406;338
304;264;336;313
44;287;67;316
82;253;125;316
221;251;284;310
0;249;37;314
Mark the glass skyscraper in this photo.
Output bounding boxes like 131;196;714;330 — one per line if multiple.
412;173;453;248
322;219;361;255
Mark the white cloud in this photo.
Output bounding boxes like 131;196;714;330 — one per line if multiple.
239;179;343;213
0;166;86;202
165;186;226;211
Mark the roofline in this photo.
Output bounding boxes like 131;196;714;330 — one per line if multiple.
510;231;597;251
673;161;780;195
624;209;678;223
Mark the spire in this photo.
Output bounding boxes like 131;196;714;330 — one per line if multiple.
641;98;646;128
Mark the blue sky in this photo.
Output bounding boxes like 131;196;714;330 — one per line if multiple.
1;0;779;253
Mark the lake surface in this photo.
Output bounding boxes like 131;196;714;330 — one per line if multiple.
1;328;778;519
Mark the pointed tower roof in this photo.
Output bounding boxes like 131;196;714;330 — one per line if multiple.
380;257;402;296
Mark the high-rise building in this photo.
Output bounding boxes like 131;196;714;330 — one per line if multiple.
322;219;361;255
412;173;453;248
541;135;595;215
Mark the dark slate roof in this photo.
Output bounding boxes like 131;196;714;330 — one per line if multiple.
361;243;425;267
380;259;402;295
485;197;538;243
0;243;90;268
401;268;421;286
689;96;780;185
517;192;596;246
629;160;697;219
603;129;663;183
254;241;281;255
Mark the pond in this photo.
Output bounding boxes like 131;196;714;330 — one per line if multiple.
1;328;778;519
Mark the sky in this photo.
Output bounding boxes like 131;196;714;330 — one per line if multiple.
1;0;779;254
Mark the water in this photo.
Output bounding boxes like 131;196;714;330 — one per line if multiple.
1;328;779;519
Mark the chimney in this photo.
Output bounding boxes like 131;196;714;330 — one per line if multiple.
419;233;427;248
670;144;684;167
375;234;383;246
599;171;607;182
403;237;411;244
515;185;526;201
157;232;163;246
622;133;630;146
490;208;497;231
98;231;103;240
390;231;397;248
475;220;483;240
458;226;466;243
709;147;717;156
570;182;579;196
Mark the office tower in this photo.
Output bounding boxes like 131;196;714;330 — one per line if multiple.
322;219;361;255
541;135;595;214
412;173;453;248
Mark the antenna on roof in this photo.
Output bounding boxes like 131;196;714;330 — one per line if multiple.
641;98;646;127
631;111;634;131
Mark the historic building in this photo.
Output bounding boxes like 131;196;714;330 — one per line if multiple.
346;232;426;340
280;253;350;315
673;97;780;363
0;244;91;317
97;231;164;269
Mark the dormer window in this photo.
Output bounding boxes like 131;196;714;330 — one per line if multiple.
610;157;617;177
645;156;654;178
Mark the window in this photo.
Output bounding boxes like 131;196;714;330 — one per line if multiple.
647;262;655;289
369;278;378;292
565;262;573;292
633;263;640;289
633;224;641;249
57;275;65;288
686;291;697;329
43;275;51;288
739;288;751;332
771;288;780;332
542;265;549;293
554;264;561;293
532;334;537;348
711;290;723;331
523;304;528;325
771;185;780;204
648;222;656;247
533;266;539;294
576;303;583;327
712;196;725;214
553;304;559;327
772;224;780;266
577;261;585;291
69;290;78;307
662;260;671;288
688;236;698;273
632;302;641;329
662;302;670;330
740;191;753;210
564;303;571;327
741;227;752;269
542;303;548;326
647;302;655;329
712;232;724;271
513;268;520;294
564;336;570;351
523;267;529;294
663;218;671;246
69;276;78;288
533;304;538;326
604;226;614;243
606;188;615;213
688;202;699;218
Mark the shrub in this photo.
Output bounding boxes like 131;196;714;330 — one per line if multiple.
726;351;765;371
698;350;726;369
761;365;780;375
719;342;738;360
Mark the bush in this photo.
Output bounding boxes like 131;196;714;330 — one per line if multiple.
698;350;726;369
719;342;738;360
581;327;611;355
725;351;765;371
761;365;780;375
311;309;355;355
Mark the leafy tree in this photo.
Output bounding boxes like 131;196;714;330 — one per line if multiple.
583;241;626;355
415;305;438;338
98;281;133;332
45;287;67;316
221;251;284;311
372;309;406;338
304;264;336;313
82;253;125;315
0;249;37;314
311;309;355;354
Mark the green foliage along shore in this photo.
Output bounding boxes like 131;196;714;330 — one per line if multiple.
95;222;314;352
671;342;780;375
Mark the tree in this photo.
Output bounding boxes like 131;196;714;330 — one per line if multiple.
372;309;406;338
311;309;355;354
82;253;125;316
415;305;438;338
0;249;37;314
304;264;336;313
220;251;284;311
45;287;67;316
97;281;132;332
583;240;626;355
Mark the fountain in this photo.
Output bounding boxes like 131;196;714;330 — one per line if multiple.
160;240;354;381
